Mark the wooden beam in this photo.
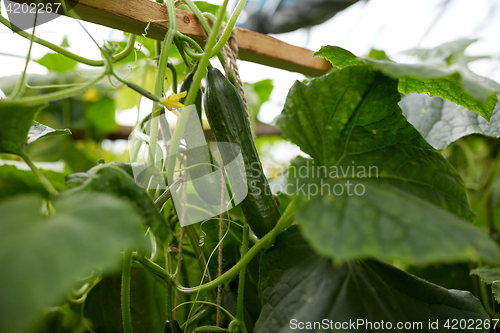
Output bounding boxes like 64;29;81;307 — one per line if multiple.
61;0;331;76
71;123;282;141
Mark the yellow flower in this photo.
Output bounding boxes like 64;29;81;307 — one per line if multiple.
161;91;187;111
84;88;100;102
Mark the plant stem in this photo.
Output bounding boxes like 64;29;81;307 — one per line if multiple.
185;225;213;282
182;0;229;108
134;200;297;296
121;250;134;333
474;151;500;235
174;301;235;320
216;167;225;327
155;184;175;209
148;0;177;193
164;0;233;189
175;199;297;294
176;33;205;54
112;74;161;102
167;62;178;93
10;9;38;99
181;0;212;33
209;0;247;58
162;12;231;306
174;36;192;69
0;14;136;67
193;326;230;333
181;0;229;69
165;244;175;320
235;222;249;333
165;105;193;185
135;63;150;124
174;226;185;319
479;279;498;318
0;72;106;106
174;233;263;294
134;254;173;279
19;151;57;196
114;34;139;62
182;306;211;329
184;225;217;312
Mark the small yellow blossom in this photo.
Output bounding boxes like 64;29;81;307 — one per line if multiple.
84;88;100;102
161;91;187;111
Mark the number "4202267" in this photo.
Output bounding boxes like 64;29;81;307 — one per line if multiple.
444;318;499;330
5;2;62;14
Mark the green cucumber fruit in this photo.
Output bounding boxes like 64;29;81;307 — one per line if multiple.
164;319;183;333
204;68;281;238
180;73;222;206
180;73;202;119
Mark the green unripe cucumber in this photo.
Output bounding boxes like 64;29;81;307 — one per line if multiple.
180;73;222;206
203;68;281;238
164;319;183;333
180;73;202;119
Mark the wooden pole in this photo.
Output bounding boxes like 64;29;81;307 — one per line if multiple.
60;0;331;76
71;123;281;141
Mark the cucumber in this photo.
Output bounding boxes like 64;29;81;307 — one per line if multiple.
164;320;182;333
179;73;222;206
180;73;202;119
203;68;281;238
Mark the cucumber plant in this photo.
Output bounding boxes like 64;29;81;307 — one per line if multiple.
1;1;500;333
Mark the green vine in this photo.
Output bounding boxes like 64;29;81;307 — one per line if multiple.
121;250;134;333
0;14;137;67
9;8;38;99
19;151;58;197
0;0;285;331
235;222;249;333
134;200;297;295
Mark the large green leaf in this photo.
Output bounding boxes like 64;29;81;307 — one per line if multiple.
278;66;425;167
84;97;119;138
400;93;500;149
37;53;77;73
291;174;499;265
407;264;475;292
0;192;146;333
245;79;274;110
256;226;489;333
470;267;500;303
0;104;46;154
316;46;364;68
315;45;499;120
0;104;70;154
245;79;274;123
26;135;98;173
0;164;64;200
403;39;488;67
276;65;500;265
367;49;391;61
278;66;468;217
66;163;169;241
84;264;167;333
